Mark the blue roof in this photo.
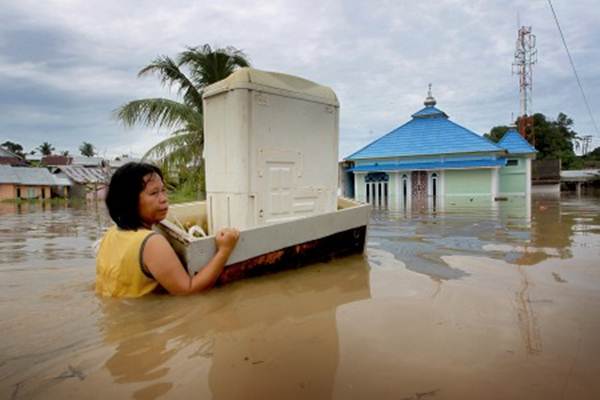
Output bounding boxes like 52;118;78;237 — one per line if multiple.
411;106;448;118
497;128;537;154
350;158;506;172
347;105;504;160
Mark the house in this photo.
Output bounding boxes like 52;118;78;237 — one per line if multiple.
344;90;536;208
0;165;70;200
0;147;27;166
53;165;110;200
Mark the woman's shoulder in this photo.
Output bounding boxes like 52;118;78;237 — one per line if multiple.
108;226;154;238
143;231;170;251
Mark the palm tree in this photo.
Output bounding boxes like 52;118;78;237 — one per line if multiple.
37;142;55;156
115;44;250;195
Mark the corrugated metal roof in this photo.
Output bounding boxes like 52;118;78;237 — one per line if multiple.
14;167;55;185
71;156;104;166
347;105;505;160
0;165;19;183
350;158;506;172
51;172;73;186
0;165;56;185
0;147;19;158
59;166;109;184
497;129;537;154
561;169;600;180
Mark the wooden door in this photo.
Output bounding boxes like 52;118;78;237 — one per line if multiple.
411;171;428;199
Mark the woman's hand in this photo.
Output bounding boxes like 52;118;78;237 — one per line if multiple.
215;228;240;255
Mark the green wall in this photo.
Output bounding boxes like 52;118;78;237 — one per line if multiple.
499;157;526;194
444;169;492;196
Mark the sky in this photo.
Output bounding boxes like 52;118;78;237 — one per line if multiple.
1;0;599;159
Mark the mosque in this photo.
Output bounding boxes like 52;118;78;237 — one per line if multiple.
344;88;536;208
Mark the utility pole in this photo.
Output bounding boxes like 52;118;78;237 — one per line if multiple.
513;26;537;145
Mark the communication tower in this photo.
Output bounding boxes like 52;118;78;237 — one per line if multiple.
581;135;592;155
513;26;537;144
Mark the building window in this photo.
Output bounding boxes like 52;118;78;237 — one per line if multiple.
365;172;389;207
507;159;519;166
431;173;438;197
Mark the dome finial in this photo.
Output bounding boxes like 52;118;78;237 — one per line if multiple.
424;83;436;107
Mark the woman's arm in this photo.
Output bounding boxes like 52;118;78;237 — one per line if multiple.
143;228;239;295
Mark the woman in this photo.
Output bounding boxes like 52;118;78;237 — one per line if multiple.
96;162;239;297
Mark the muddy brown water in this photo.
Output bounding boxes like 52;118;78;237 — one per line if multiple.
1;195;599;399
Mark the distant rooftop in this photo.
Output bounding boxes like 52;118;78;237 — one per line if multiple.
0;147;20;158
71;156;104;167
41;155;72;166
0;147;27;166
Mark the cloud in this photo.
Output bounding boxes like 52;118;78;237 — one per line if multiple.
0;0;599;158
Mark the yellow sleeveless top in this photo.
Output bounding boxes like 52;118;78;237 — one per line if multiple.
95;226;159;298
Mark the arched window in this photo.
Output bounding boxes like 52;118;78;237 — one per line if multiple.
431;173;438;198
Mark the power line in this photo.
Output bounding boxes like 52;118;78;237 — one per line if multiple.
547;0;600;138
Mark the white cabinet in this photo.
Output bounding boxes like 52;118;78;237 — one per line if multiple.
202;68;339;233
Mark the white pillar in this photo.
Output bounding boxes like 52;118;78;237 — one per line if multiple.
395;172;401;209
491;167;499;199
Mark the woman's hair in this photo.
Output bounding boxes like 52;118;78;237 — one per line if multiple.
105;162;164;230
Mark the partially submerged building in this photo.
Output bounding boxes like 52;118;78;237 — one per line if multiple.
54;166;110;200
344;91;536;207
0;165;70;200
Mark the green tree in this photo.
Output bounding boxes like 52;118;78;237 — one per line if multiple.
532;113;582;169
484;126;510;143
115;44;250;196
79;142;96;157
487;113;583;170
37;142;55;156
1;141;25;158
585;146;600;160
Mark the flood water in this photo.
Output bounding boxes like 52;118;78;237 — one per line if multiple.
1;195;599;399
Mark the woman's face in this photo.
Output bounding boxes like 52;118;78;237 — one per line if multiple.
138;173;169;227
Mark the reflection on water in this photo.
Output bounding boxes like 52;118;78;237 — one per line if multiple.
1;195;600;399
96;260;370;400
0;201;112;266
368;195;599;279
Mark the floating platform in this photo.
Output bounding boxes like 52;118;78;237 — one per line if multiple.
157;197;370;285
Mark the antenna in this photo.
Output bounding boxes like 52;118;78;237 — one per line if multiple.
512;26;537;145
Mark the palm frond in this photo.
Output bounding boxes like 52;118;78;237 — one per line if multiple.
143;130;203;171
138;56;203;108
179;45;250;88
114;98;202;129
